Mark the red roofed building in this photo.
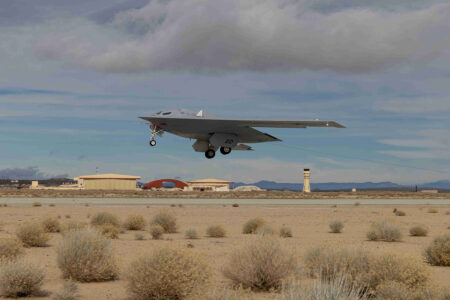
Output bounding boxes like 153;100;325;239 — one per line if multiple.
142;179;188;190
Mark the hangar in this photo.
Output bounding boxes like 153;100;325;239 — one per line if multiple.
142;179;188;189
185;178;234;192
76;173;141;190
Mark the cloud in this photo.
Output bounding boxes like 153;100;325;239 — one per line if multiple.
33;0;450;73
0;166;68;180
374;96;450;113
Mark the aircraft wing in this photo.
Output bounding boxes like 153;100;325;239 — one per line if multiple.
232;119;345;128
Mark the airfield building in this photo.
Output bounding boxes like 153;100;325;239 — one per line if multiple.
76;173;141;190
185;178;233;192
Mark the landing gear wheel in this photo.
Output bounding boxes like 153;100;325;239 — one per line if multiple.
205;149;216;159
149;140;156;147
220;147;232;155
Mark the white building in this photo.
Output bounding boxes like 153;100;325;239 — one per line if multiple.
185;178;234;192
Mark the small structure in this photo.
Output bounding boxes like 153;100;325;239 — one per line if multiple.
233;185;264;192
30;181;39;189
303;169;311;193
185;178;233;192
77;173;141;190
143;179;188;190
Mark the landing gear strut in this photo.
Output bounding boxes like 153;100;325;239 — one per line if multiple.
205;149;216;159
220;147;231;155
148;124;163;147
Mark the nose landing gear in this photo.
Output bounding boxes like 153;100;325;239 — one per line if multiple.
149;139;156;147
148;124;163;147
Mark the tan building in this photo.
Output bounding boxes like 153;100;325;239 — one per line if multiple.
76;173;141;190
185;178;233;192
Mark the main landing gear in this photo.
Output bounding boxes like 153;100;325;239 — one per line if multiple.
220;147;231;155
205;147;232;159
205;149;216;159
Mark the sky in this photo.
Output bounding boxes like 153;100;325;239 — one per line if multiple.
1;0;449;183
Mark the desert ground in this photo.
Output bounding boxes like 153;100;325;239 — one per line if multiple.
0;200;449;299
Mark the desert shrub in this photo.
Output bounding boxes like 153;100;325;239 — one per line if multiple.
135;233;144;240
61;221;87;234
364;254;430;294
329;220;344;233
374;281;411;300
427;208;438;213
367;220;402;242
0;238;24;261
366;230;379;241
282;276;367;300
170;204;176;207
424;234;450;266
279;226;293;238
223;236;296;291
232;203;239;207
32;201;42;207
242;217;266;234
16;223;49;247
206;225;226;238
257;225;276;236
123;214;146;230
0;260;45;297
49;203;55;207
445;211;450;215
185;228;199;239
304;246;370;283
150;224;164;240
395;210;406;216
42;216;61;233
393;208;397;213
97;224;120;239
90;212;120;228
409;225;428;237
125;247;210;299
150;210;177;233
354;202;360;206
53;281;80;300
65;215;71;219
57;231;118;282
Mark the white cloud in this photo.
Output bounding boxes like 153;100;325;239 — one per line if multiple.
32;1;450;73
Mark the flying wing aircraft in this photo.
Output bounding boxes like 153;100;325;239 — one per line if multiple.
139;109;345;159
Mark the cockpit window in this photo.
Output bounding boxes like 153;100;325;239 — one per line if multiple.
162;112;171;115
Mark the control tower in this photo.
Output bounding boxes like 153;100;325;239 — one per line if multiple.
303;168;311;193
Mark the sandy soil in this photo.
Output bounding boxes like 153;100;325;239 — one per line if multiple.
1;188;449;199
0;202;449;299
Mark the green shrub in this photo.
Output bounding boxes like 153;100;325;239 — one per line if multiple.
90;212;120;228
424;234;450;266
329;220;344;233
53;281;80;300
97;224;120;239
409;225;428;237
223;236;296;291
0;238;24;261
57;231;118;282
123;214;146;230
0;260;45;297
206;225;226;238
367;220;402;242
279;226;293;238
185;228;199;239
16;223;49;247
126;247;210;299
395;210;406;216
150;211;177;233
150;224;164;240
242;217;266;234
42;216;61;233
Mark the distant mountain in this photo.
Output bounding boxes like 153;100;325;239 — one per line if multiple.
419;180;450;189
232;180;450;191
